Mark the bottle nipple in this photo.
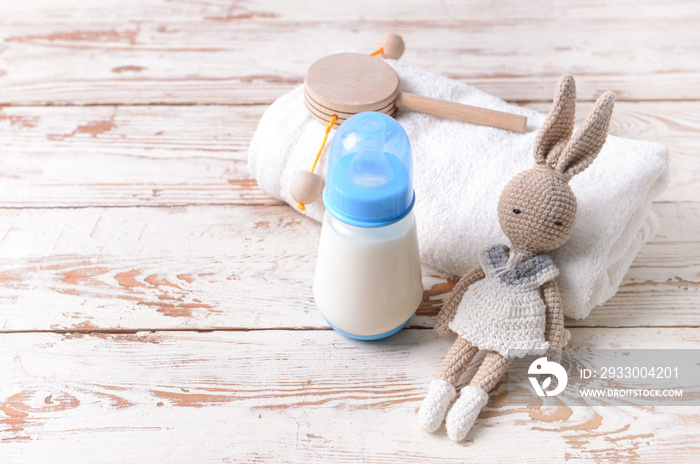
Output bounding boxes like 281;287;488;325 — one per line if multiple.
349;114;392;188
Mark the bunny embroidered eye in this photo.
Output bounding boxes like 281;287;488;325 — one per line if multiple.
554;221;563;226
513;209;521;214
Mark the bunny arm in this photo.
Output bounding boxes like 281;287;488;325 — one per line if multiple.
542;279;566;350
434;264;485;336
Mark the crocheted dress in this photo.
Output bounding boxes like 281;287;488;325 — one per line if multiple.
448;244;559;358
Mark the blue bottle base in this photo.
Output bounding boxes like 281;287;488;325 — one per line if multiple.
321;314;413;340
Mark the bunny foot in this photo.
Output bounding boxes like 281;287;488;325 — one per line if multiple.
445;386;489;441
417;379;456;432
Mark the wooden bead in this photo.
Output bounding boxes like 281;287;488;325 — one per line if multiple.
290;170;325;204
376;33;405;60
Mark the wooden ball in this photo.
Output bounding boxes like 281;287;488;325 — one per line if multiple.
376;33;405;60
290;170;325;205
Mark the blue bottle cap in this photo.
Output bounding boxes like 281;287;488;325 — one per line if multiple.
323;112;414;228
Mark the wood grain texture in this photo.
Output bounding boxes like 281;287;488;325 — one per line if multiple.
1;0;698;461
397;92;527;132
0;101;698;207
0;204;696;332
0;1;699;104
304;53;399;113
0;105;278;207
1;328;699;463
3;0;700;24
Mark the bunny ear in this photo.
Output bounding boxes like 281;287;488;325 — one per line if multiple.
533;74;577;166
556;91;616;178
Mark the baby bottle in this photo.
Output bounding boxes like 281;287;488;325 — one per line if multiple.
313;112;422;340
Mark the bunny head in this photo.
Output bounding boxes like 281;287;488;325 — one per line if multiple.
497;74;615;254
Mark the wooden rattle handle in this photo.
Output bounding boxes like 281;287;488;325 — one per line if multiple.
396;92;527;133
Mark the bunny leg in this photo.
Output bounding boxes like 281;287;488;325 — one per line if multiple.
446;350;508;441
418;337;477;432
469;350;509;392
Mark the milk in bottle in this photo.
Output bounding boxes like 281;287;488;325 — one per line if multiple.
313;112;422;340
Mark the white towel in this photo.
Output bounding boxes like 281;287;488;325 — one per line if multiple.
248;59;669;320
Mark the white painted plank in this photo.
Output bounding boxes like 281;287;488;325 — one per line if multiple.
0;205;696;332
0;1;695;460
3;0;699;24
0;105;277;207
0;15;699;104
0;101;697;206
1;328;698;463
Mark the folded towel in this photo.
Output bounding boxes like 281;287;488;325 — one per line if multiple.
248;59;669;319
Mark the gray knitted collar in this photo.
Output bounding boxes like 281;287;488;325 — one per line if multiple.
484;244;555;285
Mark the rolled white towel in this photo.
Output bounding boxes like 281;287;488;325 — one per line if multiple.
248;59;669;319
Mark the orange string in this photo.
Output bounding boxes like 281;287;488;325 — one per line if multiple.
296;114;338;211
369;47;384;56
310;114;337;172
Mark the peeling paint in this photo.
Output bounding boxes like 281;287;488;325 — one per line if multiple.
145;275;181;289
111;65;145;73
152;390;232;408
0;110;39;128
7;29;138;46
115;269;145;288
176;274;195;283
1;390;79;440
48;112;117;141
61;267;109;285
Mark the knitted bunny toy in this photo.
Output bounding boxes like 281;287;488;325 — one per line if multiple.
417;74;615;441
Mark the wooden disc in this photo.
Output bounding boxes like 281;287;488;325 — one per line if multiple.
304;91;396;119
305;105;396;127
304;53;400;115
304;92;395;126
304;96;396;126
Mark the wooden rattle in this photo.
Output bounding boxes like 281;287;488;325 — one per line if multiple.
291;33;528;210
291;34;405;211
304;52;526;131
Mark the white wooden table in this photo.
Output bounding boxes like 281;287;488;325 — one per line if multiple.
1;1;699;462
